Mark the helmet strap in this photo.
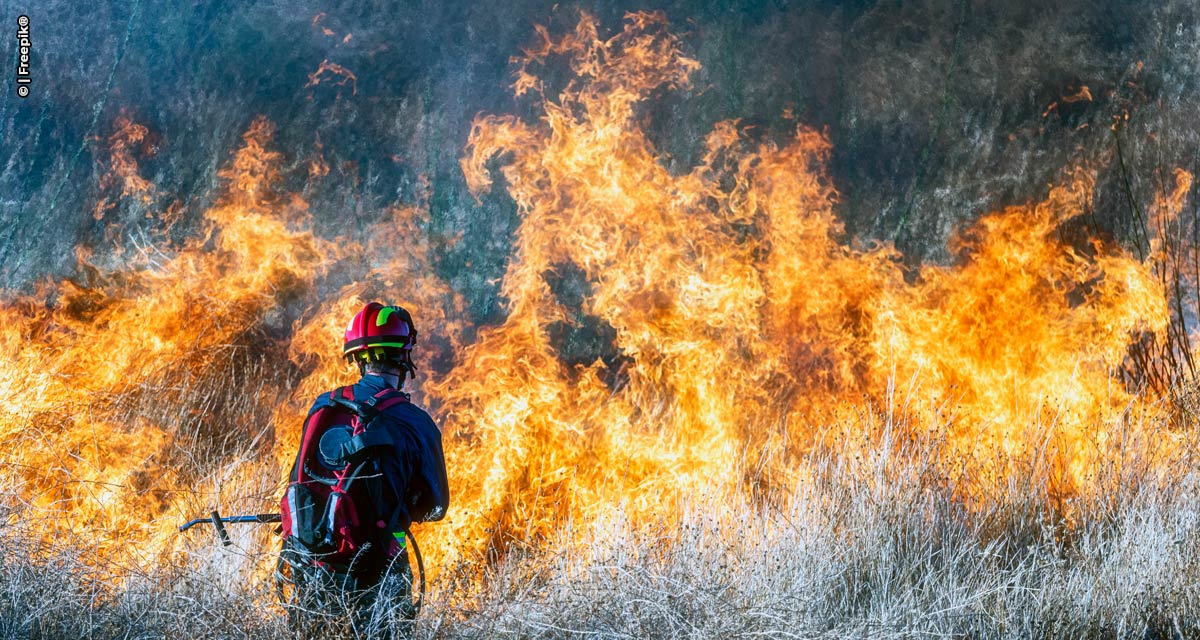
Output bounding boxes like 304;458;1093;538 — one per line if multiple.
355;349;413;389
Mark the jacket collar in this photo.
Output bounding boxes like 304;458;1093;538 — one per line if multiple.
359;373;396;393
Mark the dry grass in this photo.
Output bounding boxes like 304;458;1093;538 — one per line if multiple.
2;402;1198;640
451;422;1200;639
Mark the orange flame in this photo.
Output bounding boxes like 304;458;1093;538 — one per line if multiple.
0;115;325;561
308;133;330;180
93;114;157;220
428;11;1181;571
305;60;358;95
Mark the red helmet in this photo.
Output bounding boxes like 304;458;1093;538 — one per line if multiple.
343;302;418;372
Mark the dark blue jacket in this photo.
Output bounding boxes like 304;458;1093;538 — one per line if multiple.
306;374;449;531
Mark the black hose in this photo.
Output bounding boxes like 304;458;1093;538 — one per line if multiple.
405;526;425;615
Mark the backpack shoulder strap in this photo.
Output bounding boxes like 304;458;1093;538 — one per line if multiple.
366;388;410;414
306;386;353;414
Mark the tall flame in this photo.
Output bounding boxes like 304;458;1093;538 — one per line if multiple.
0;116;324;560
430;11;1180;571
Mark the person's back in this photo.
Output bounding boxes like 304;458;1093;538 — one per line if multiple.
280;302;449;630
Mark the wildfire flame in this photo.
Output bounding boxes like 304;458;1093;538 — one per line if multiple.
437;10;1184;568
0;116;324;560
93;113;157;222
0;11;1192;600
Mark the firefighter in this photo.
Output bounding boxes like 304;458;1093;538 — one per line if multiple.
280;302;449;628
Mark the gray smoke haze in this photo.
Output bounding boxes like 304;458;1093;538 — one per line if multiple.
2;0;1198;330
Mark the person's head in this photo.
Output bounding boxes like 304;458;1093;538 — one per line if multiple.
342;302;418;388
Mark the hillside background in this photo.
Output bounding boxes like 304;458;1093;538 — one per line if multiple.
4;0;1198;314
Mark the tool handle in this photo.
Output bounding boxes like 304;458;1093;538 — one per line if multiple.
211;510;231;546
177;513;281;538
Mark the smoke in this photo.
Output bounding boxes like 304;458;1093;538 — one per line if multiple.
4;1;1199;312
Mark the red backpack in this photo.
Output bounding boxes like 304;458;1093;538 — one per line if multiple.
279;386;410;572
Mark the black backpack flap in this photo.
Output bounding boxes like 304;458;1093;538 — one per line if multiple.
335;429;395;466
284;482;325;550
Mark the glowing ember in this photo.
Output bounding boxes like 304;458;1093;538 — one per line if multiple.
305;60;358;95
